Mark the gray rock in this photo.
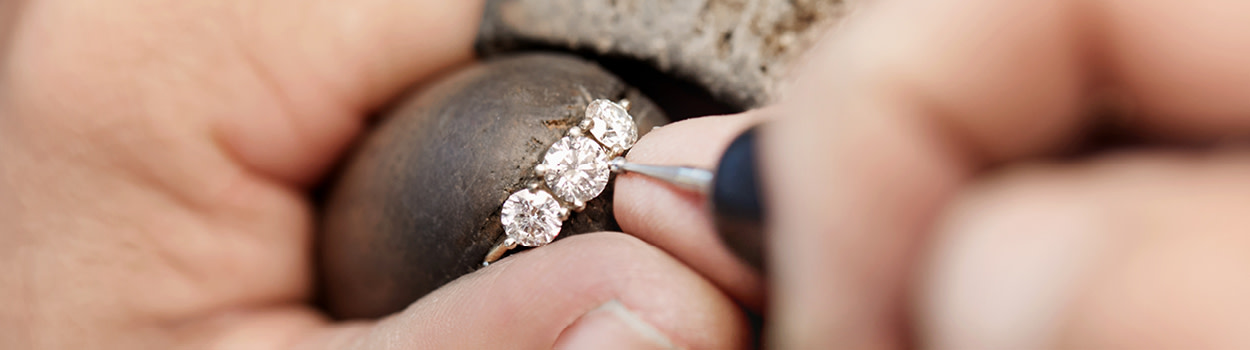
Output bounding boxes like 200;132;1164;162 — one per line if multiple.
477;0;851;109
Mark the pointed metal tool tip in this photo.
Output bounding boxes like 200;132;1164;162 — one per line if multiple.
609;157;626;172
609;158;714;194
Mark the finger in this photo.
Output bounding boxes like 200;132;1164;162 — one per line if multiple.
763;0;1250;347
300;232;749;349
765;0;1083;346
244;0;483;110
919;151;1250;349
198;233;748;349
220;0;484;183
1099;0;1250;138
616;112;767;310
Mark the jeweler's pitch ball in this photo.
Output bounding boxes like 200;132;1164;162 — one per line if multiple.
318;53;668;319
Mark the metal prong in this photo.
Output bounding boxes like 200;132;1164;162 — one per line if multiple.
527;183;540;191
580;118;594;129
578;86;594;104
483;237;519;266
619;99;631;110
609;157;626;172
572;199;586;212
612;159;714;194
534;164;548;176
558;207;571;221
569;126;584;137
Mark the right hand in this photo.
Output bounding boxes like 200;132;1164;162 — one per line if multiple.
619;0;1250;348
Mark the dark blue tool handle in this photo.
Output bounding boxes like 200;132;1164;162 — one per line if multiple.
712;125;765;271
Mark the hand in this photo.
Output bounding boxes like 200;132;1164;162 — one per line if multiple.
618;0;1250;348
0;1;747;348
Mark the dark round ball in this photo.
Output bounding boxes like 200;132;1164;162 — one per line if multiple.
319;53;668;319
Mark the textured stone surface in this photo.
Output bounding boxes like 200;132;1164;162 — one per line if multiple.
318;53;667;319
477;0;852;109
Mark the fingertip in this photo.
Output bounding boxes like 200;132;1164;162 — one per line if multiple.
627;113;765;168
615;114;768;309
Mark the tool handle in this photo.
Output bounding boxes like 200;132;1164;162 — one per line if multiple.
711;125;765;271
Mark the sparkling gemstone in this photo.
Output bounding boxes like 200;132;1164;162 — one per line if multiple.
586;99;638;153
500;189;563;246
542;135;611;204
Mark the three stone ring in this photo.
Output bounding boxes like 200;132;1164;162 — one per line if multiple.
482;98;640;266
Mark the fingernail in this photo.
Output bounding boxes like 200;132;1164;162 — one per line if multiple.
554;300;677;350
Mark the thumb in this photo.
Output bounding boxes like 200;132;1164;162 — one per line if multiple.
205;234;749;349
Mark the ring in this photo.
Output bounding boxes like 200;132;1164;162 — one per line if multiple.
482;98;639;266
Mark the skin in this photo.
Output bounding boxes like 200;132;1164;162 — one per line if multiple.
7;0;1250;349
620;0;1250;348
0;1;745;349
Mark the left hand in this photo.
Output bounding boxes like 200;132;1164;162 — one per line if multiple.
0;1;748;349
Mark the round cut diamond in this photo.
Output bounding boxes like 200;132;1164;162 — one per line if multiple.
542;135;610;203
586;99;638;153
500;189;563;246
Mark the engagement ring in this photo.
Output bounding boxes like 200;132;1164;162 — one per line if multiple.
482;98;638;266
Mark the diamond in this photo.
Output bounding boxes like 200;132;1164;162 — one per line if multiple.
586;99;638;153
542;135;610;204
500;189;563;246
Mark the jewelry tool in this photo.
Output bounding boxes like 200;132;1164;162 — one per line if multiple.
610;126;765;270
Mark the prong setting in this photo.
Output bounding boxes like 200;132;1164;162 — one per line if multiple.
487;94;639;266
585;99;638;153
500;188;562;248
608;157;625;173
